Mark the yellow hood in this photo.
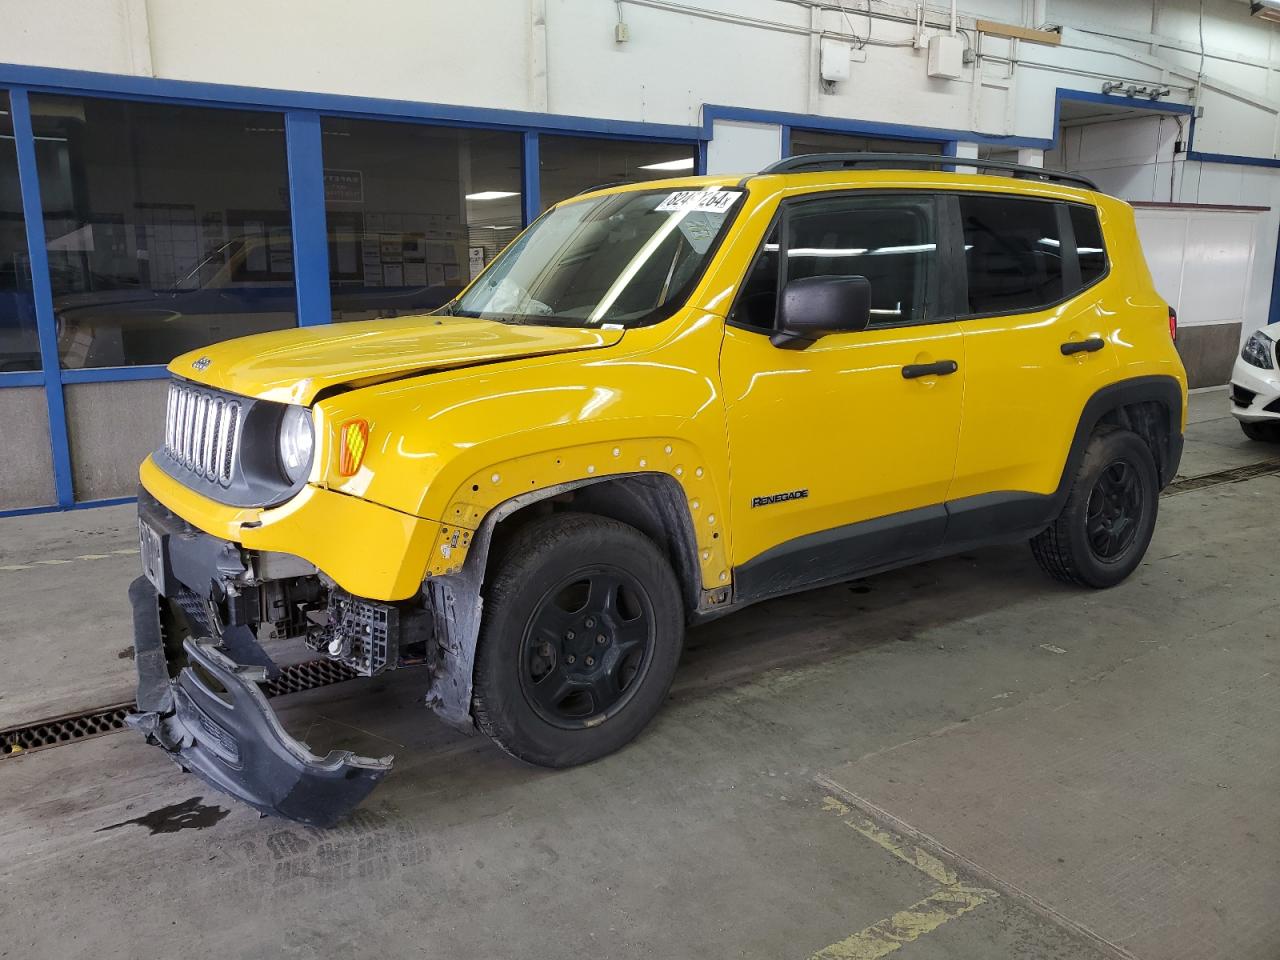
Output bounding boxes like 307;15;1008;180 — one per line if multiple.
170;315;625;405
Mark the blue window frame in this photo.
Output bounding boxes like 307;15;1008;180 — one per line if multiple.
0;65;704;514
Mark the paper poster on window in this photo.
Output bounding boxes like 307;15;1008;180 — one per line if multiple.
324;169;364;204
655;189;741;214
244;221;268;272
382;262;404;286
268;227;293;274
468;246;486;280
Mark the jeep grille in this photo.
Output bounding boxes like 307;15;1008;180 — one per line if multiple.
163;381;241;486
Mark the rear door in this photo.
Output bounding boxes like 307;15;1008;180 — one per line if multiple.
945;192;1118;537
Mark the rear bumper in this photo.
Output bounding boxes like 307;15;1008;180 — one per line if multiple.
127;576;390;828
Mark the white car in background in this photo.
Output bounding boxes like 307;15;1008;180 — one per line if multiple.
1230;322;1280;443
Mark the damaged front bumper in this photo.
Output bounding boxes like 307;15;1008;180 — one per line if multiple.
126;487;482;825
127;566;392;828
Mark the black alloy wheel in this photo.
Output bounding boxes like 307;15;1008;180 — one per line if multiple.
1084;460;1145;561
1030;426;1159;589
519;567;655;728
472;512;684;768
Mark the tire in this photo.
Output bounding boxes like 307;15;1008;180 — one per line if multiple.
1030;426;1159;589
472;512;684;768
1240;420;1280;443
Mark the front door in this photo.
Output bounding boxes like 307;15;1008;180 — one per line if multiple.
719;191;965;600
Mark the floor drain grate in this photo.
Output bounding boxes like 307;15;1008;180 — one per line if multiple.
1;703;132;758
1;657;358;760
1163;458;1280;497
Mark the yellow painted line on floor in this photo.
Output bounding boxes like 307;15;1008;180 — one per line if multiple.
810;885;991;960
0;547;138;573
820;796;957;886
811;796;997;960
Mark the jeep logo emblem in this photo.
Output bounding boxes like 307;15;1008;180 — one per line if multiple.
191;356;212;371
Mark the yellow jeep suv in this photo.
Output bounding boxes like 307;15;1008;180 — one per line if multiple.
128;154;1186;825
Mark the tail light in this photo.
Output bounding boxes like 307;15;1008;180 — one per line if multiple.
1168;305;1178;342
338;419;369;476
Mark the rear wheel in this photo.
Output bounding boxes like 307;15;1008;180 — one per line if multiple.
472;513;684;768
1240;420;1280;443
1030;426;1159;589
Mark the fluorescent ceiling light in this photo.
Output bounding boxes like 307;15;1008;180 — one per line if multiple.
638;157;696;171
466;190;519;201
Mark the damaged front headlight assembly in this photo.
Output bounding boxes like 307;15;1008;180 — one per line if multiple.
278;405;315;484
1241;331;1275;370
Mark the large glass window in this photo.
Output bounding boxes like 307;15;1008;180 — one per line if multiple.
958;194;1064;315
731;194;939;330
539;136;697;209
0;91;40;372
788;129;945;157
29;95;297;369
321;118;522;323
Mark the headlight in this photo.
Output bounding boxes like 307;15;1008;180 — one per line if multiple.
278;405;314;484
1241;331;1275;370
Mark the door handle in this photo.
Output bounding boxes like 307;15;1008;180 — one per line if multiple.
901;359;959;379
1060;336;1105;356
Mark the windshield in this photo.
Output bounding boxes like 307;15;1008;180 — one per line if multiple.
451;186;743;328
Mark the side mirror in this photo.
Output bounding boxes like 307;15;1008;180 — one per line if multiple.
771;275;871;349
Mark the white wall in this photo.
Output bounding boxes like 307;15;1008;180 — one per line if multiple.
4;1;1279;155
1047;111;1278;338
1;0;1277;334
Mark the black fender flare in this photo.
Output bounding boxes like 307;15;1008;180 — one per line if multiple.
421;472;702;731
1057;374;1184;497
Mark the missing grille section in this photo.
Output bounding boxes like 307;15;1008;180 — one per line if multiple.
1162;458;1280;496
263;657;359;697
1;658;358;760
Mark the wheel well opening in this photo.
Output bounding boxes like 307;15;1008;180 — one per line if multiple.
1098;400;1173;485
486;475;702;618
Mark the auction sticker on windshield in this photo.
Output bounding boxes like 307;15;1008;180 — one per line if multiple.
655;189;742;214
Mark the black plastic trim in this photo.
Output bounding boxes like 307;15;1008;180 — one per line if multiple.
137;489;247;599
733;505;948;603
760;152;1099;190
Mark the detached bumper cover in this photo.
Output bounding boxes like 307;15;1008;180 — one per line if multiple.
127;578;391;828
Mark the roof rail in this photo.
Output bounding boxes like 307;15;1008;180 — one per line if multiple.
759;152;1098;191
573;179;637;196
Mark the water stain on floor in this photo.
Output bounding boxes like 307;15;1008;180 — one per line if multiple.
97;796;228;835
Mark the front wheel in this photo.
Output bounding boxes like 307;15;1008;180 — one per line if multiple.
472;512;684;768
1030;426;1160;589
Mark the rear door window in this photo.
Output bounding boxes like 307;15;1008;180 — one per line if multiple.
958;195;1064;315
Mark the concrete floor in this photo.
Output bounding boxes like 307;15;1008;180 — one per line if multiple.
0;386;1277;960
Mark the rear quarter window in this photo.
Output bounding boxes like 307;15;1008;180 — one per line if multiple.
1069;204;1108;286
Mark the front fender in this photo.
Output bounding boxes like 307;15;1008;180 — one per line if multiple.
313;313;733;590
